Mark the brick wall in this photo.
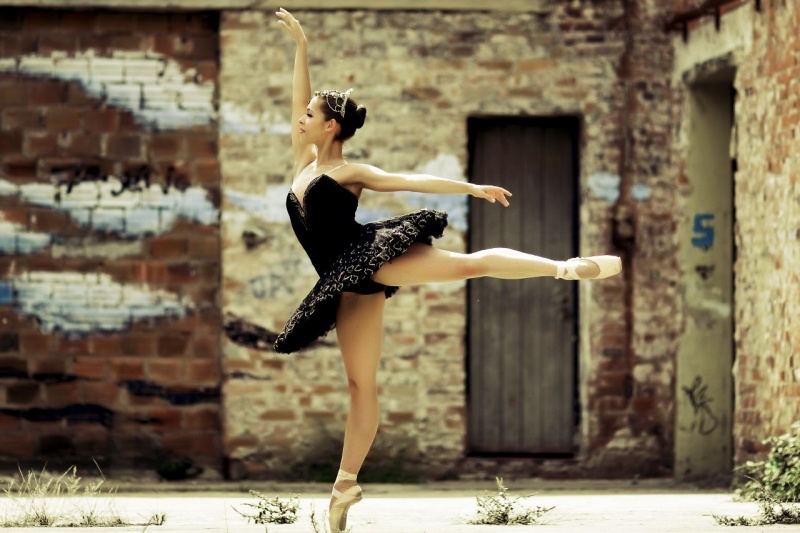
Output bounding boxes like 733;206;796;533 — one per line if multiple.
670;0;799;468
220;2;679;480
0;9;222;474
726;1;800;463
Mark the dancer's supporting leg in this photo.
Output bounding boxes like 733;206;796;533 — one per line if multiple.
372;244;614;287
329;291;385;532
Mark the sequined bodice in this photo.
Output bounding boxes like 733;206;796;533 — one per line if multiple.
286;174;362;276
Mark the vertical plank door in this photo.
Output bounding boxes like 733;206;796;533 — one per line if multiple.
468;117;578;454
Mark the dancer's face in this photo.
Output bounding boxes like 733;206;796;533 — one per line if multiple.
298;96;338;144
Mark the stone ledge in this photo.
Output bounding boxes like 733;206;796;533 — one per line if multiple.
0;0;550;11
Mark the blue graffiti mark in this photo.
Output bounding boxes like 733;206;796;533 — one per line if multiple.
691;213;715;249
588;172;621;203
0;282;12;304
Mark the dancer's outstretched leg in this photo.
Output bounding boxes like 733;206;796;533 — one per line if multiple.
328;291;385;532
372;244;619;287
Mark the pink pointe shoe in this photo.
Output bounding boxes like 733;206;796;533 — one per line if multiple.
555;255;622;280
329;484;363;533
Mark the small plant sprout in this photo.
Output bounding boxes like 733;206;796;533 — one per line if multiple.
469;477;554;526
233;489;300;528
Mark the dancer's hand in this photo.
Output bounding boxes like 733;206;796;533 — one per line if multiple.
276;7;306;44
472;184;512;207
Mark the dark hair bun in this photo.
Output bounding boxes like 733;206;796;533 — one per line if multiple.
354;105;367;130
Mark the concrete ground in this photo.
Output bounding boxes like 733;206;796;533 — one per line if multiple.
2;479;799;532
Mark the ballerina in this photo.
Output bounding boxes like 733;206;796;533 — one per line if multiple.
273;8;621;532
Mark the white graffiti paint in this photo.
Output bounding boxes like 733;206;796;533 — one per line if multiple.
225;187;289;223
631;183;653;201
0;52;214;130
0;178;218;237
1;271;191;334
224;154;468;230
402;154;468;231
219;102;290;135
0;214;52;254
588;172;621;203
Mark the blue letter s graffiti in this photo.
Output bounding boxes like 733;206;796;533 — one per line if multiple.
691;213;715;249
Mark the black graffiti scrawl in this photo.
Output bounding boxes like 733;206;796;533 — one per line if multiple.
681;375;720;436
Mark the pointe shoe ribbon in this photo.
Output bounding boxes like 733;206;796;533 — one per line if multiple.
329;484;363;533
556;255;622;280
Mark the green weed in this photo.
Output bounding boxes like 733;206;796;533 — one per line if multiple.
469;477;554;526
0;465;165;528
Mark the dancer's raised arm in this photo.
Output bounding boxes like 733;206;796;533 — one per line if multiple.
348;164;513;207
276;8;315;173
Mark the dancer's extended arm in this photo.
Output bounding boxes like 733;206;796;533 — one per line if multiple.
276;8;315;173
351;164;512;206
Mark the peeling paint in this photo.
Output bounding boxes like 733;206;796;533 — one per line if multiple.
0;52;215;130
0;271;192;334
0;216;52;254
0;178;218;236
588;172;621;203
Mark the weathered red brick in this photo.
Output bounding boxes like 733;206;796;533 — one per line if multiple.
29;81;67;106
56;336;90;356
64;132;103;157
0;130;22;154
110;358;145;381
82;381;120;405
183;407;220;431
25;131;59;156
192;159;220;185
28;207;70;233
0;433;36;458
147;359;183;382
190;336;219;359
149;236;188;259
121;334;157;357
134;13;170;33
1;34;38;56
1;156;37;180
6;383;40;404
86;335;120;358
73;357;108;380
185;134;217;158
0;413;21;430
157;333;190;357
146;133;184;160
2;108;41;129
259;410;296;421
44;381;82;405
186;359;219;384
29;357;67;376
82;109;119;132
93;12;136;34
106;134;142;159
37;35;78;55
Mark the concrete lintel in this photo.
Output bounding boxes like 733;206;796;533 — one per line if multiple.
0;0;550;11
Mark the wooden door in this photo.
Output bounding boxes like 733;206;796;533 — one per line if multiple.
467;117;579;454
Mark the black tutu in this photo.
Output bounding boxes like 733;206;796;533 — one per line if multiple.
274;174;448;353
